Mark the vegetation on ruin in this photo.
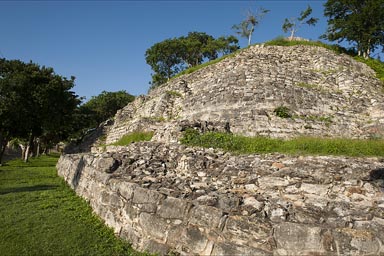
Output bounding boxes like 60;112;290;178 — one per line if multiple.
273;106;292;119
169;36;384;88
354;56;384;84
264;37;384;84
0;155;146;256
112;131;154;146
264;37;352;54
181;129;384;157
145;32;239;87
173;50;240;79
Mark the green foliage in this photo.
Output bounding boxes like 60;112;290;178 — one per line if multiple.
142;116;166;122
264;37;352;54
282;5;318;40
354;56;384;84
322;0;384;58
0;155;146;256
232;7;269;46
166;90;183;98
76;90;135;134
112;131;154;146
145;32;239;88
174;50;240;79
180;131;384;157
0;58;81;163
273;106;292;118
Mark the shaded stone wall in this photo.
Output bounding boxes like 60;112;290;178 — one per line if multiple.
57;142;384;255
106;45;384;144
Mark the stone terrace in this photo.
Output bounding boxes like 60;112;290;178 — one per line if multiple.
107;45;384;144
58;142;384;255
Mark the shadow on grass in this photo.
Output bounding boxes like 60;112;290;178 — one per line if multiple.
0;184;58;195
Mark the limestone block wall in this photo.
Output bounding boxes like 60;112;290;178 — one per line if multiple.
57;142;384;255
106;45;384;144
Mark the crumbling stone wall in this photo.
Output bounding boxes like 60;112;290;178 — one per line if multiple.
57;142;384;255
106;45;384;145
58;44;384;255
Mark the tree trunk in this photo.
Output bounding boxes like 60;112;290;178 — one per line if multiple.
35;138;40;157
248;25;254;46
19;144;26;160
289;29;296;41
0;136;7;165
24;134;34;162
24;145;29;162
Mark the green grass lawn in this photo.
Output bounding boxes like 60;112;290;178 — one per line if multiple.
181;129;384;157
0;154;145;256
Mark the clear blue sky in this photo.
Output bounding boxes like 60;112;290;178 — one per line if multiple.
0;0;347;102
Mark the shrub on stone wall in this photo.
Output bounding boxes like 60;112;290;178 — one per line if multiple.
273;106;292;118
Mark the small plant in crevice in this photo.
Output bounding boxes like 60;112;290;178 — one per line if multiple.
112;131;154;146
166;90;183;98
274;106;292;118
296;82;317;89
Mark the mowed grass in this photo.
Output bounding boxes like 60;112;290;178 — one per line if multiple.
181;130;384;157
0;154;145;256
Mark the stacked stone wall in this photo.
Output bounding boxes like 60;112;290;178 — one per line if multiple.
106;45;384;144
57;142;384;255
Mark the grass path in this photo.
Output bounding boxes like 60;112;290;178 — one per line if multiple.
0;154;145;256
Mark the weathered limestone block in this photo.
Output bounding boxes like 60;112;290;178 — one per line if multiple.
157;197;191;220
188;205;224;229
274;222;326;255
139;212;169;241
132;187;165;213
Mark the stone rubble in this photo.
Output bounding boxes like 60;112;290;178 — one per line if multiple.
58;141;384;255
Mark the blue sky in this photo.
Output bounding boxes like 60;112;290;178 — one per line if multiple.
0;0;342;102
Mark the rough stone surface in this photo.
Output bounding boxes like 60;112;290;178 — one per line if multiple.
57;142;384;255
105;45;384;145
58;45;384;255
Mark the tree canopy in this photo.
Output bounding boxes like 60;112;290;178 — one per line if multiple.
145;32;239;87
0;58;80;163
282;5;318;41
232;7;269;46
322;0;384;58
76;90;135;132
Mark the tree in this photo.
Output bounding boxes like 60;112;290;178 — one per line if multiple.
232;7;269;46
78;90;135;130
145;32;239;87
145;38;185;86
322;0;384;58
0;58;81;163
282;5;318;41
180;32;216;67
206;36;239;57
